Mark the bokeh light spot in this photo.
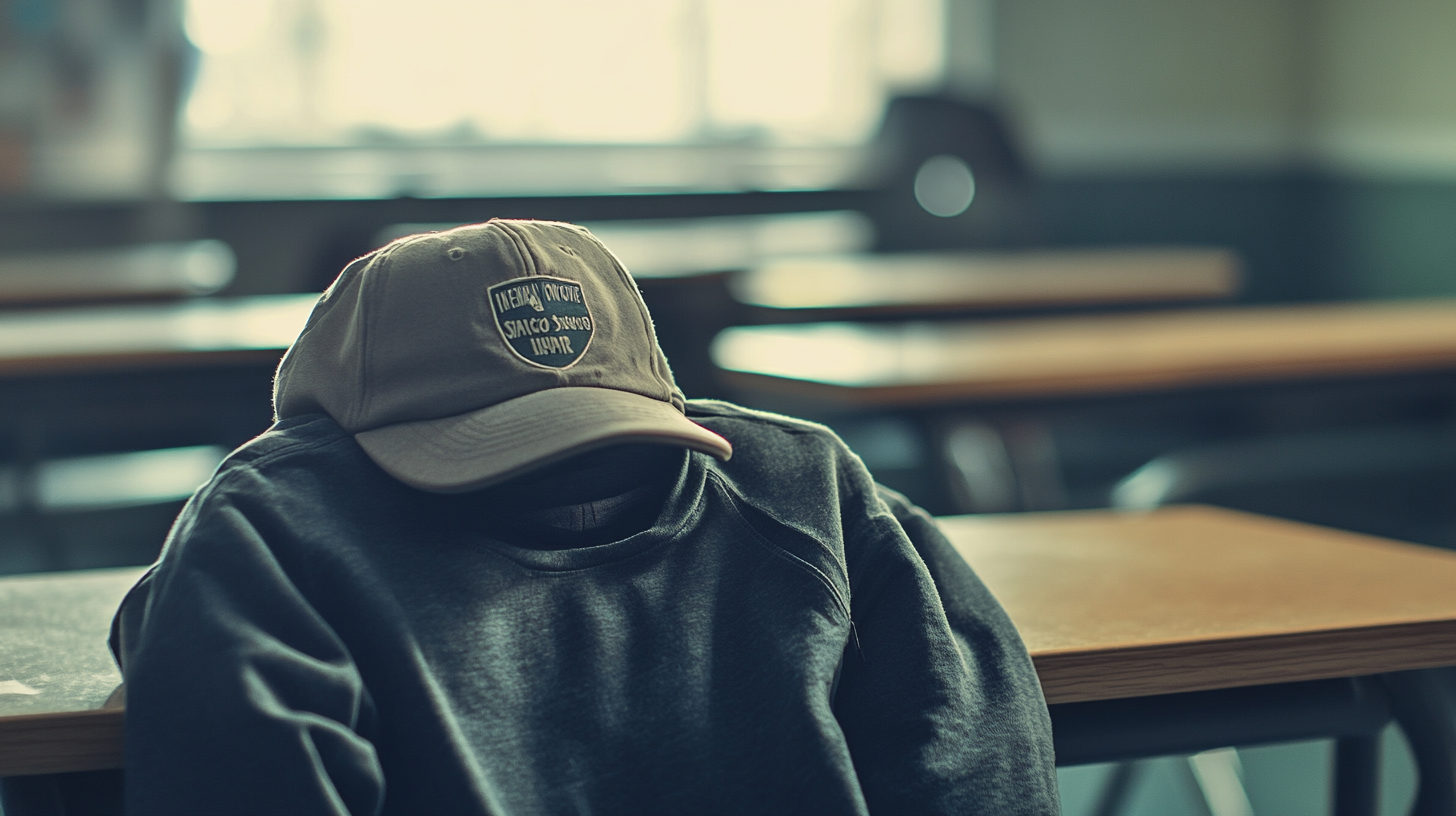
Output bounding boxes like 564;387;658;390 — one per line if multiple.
913;154;975;217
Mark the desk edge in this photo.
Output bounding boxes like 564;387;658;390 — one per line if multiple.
1036;618;1456;705
0;708;124;777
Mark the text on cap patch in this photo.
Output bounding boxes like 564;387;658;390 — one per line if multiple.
489;276;594;369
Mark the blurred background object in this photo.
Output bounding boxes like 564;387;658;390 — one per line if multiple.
0;0;1446;306
0;0;184;199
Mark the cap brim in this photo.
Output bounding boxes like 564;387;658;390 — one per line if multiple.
354;387;732;494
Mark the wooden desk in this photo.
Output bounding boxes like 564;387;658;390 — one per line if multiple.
0;567;139;777
0;294;317;379
944;505;1456;705
713;299;1456;407
730;247;1240;318
8;506;1456;781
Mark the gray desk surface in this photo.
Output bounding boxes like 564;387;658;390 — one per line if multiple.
0;567;141;776
0;568;138;718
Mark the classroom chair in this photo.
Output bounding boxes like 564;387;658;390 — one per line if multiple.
1112;423;1456;549
1098;422;1456;814
0;445;224;574
859;94;1041;252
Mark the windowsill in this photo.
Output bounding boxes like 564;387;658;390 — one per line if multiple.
167;143;872;202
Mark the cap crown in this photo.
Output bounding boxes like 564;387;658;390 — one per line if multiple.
274;220;683;432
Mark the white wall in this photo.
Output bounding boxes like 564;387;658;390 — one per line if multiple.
1310;0;1456;178
990;0;1456;178
994;0;1308;174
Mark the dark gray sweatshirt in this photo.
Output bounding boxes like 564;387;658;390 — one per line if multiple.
111;400;1058;815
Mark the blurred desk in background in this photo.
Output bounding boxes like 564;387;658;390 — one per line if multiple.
713;299;1456;408
584;212;871;399
0;242;235;307
730;246;1240;321
377;210;874;281
0;295;316;574
714;300;1456;518
581;211;873;281
377;211;875;400
0;294;315;379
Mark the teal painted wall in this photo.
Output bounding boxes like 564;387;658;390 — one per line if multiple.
1317;181;1456;300
1036;174;1456;305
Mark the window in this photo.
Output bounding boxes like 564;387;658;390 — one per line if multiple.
175;0;944;198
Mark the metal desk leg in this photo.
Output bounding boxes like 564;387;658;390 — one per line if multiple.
1088;760;1142;816
941;420;1019;514
1384;668;1456;816
939;418;1068;514
0;769;123;816
1052;677;1392;816
1333;734;1380;816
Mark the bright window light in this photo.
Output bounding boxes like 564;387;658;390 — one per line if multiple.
180;0;944;149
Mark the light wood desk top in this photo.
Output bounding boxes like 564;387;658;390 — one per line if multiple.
946;505;1456;705
713;298;1456;407
0;293;317;378
731;247;1240;316
0;567;140;776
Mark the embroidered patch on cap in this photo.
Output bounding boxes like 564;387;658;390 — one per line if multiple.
489;276;594;369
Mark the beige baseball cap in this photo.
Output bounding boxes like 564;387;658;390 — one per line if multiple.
273;219;732;493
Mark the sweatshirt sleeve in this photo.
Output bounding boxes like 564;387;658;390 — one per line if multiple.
112;486;385;816
831;485;1060;816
